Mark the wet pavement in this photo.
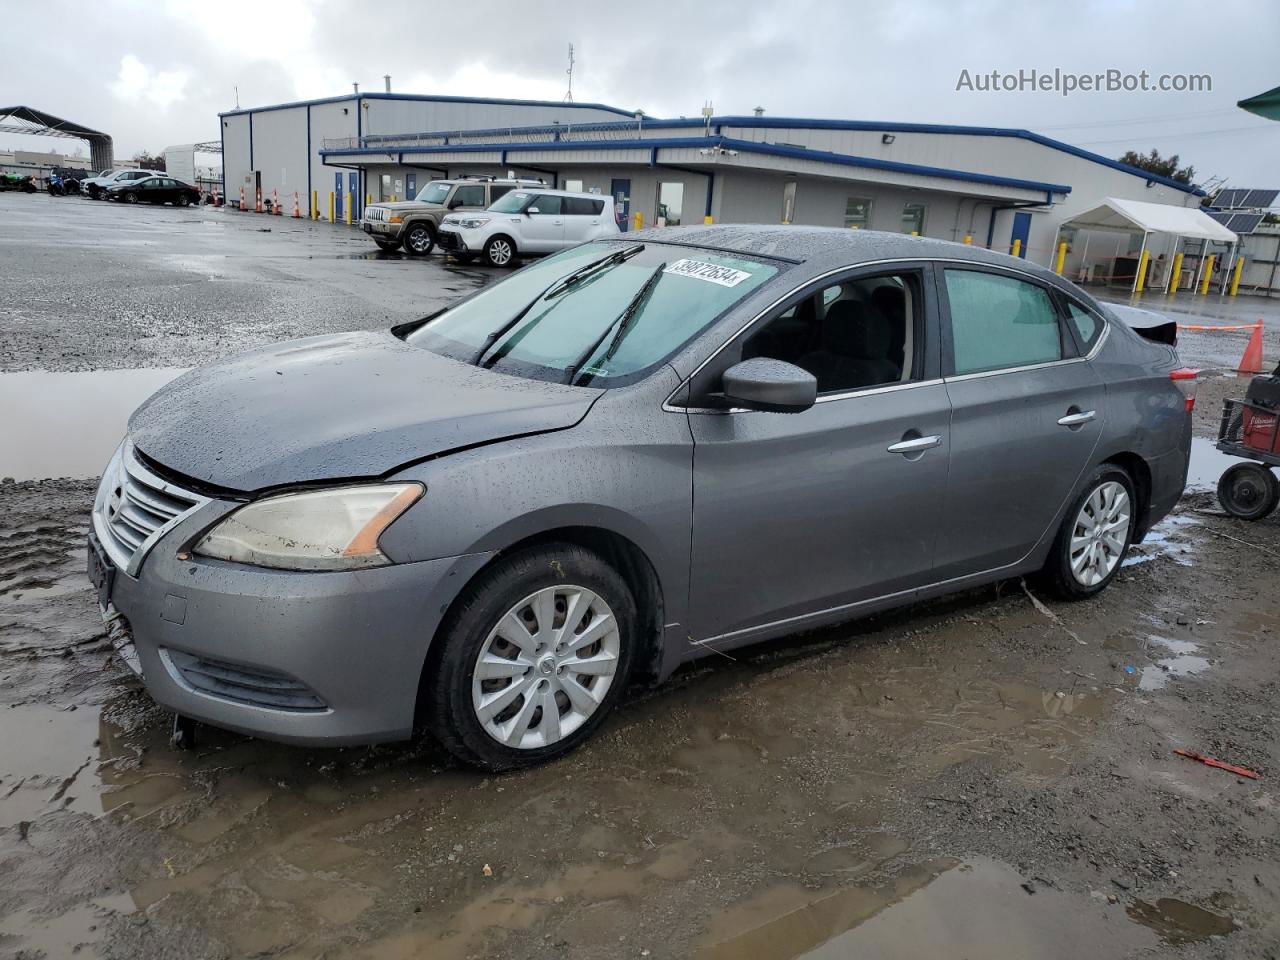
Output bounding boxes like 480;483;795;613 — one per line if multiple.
2;198;1280;958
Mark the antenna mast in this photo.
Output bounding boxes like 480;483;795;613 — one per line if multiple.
563;44;575;102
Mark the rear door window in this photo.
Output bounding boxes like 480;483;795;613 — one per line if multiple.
451;185;486;207
1063;299;1102;351
563;197;600;216
942;269;1064;375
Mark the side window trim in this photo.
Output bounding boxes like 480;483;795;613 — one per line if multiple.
684;261;941;406
936;265;1078;379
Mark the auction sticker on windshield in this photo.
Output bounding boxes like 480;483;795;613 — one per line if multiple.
664;259;754;287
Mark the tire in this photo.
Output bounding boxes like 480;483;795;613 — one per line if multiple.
374;239;401;252
483;234;516;267
123;192;139;204
402;223;435;256
425;543;637;771
1217;462;1279;520
176;194;190;207
1039;464;1137;600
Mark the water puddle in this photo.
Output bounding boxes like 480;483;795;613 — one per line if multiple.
0;703;109;824
695;857;1159;959
0;367;185;480
0;894;136;959
1123;513;1199;568
1127;897;1237;944
1187;436;1240;489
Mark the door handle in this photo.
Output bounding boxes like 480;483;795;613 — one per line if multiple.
887;435;942;455
1057;410;1097;427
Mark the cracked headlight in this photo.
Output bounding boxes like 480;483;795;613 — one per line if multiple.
193;483;423;571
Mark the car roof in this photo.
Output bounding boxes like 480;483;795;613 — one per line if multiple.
624;224;1062;280
514;188;611;200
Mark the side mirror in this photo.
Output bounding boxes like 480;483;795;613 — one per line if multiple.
527;206;541;215
447;199;462;209
720;358;817;413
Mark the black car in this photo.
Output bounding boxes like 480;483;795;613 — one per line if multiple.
107;175;200;207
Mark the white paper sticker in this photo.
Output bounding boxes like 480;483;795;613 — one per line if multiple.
663;258;753;288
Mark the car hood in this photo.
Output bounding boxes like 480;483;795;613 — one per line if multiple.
128;331;601;493
370;201;439;213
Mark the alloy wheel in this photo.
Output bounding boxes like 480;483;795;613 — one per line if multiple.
1069;480;1131;587
408;227;432;253
125;192;138;204
487;239;513;265
471;584;620;750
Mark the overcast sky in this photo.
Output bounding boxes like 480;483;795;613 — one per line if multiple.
5;0;1278;190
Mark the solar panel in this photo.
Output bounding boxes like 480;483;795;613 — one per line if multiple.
1214;188;1247;208
1227;213;1265;234
1212;188;1279;210
1207;211;1233;226
1243;189;1279;209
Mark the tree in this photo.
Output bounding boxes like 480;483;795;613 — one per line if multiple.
1117;148;1195;185
131;150;166;171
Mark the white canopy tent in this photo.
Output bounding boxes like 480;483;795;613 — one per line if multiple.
1060;197;1238;294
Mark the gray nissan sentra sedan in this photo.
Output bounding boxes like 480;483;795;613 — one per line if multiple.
89;226;1194;769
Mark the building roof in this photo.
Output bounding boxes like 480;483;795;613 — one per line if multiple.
346;114;1206;196
217;92;638;119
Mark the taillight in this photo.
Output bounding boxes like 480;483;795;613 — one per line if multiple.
1170;369;1198;412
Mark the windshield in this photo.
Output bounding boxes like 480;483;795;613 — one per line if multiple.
489;190;533;214
415;181;452;204
406;242;780;386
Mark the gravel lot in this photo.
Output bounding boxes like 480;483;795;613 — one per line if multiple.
3;192;1280;959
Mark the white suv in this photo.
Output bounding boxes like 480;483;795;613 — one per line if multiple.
436;188;621;266
83;169;154;200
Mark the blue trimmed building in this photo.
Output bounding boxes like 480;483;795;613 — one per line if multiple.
222;92;1205;271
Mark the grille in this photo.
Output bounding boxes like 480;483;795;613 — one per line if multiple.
164;649;328;711
364;207;388;222
93;444;207;576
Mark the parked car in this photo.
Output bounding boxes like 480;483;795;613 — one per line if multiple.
360;177;546;256
89;227;1193;770
83;169;153;200
0;173;37;193
437;188;622;266
107;175;201;206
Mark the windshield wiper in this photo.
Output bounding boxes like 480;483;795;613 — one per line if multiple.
468;243;646;366
563;261;666;386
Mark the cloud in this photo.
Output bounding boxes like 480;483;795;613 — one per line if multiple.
110;54;190;110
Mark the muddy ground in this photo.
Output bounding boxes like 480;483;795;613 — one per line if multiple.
3;193;1280;959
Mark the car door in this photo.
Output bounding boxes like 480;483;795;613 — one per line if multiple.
519;194;565;252
561;197;603;246
684;264;952;647
448;183;487;214
934;265;1106;580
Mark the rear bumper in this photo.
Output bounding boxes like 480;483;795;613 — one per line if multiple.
104;511;493;746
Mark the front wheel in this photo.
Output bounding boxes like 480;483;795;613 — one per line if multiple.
425;543;637;770
123;192;139;204
402;223;435;255
1217;462;1279;520
483;235;516;267
176;194;190;207
1039;465;1136;600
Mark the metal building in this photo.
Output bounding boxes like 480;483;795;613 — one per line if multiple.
219;93;635;220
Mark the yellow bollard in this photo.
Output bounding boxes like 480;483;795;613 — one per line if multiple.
1010;238;1021;258
1199;255;1215;294
345;193;354;226
910;230;918;236
963;234;973;245
1135;250;1151;293
633;211;643;231
1170;252;1184;293
1230;256;1245;296
703;215;714;225
328;192;335;224
365;193;372;207
390;194;397;203
1054;241;1067;275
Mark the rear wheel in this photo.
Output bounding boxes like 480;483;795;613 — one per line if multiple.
176;193;190;207
425;543;636;770
1217;462;1279;520
123;191;139;204
1039;465;1136;600
484;235;516;267
402;223;435;255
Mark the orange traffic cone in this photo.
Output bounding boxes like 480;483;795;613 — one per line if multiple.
292;191;301;218
1239;321;1265;374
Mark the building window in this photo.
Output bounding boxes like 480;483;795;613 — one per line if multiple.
844;197;872;230
564;179;584;193
782;181;797;223
901;202;926;235
657;181;684;226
